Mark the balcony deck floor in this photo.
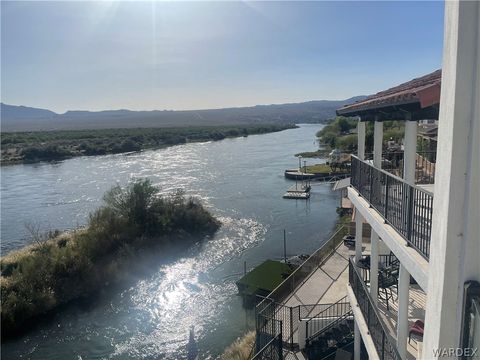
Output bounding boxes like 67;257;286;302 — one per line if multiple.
373;283;426;360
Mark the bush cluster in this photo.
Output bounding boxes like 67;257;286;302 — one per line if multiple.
0;179;220;336
317;117;405;152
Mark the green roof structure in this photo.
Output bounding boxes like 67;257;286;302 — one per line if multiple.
236;260;296;298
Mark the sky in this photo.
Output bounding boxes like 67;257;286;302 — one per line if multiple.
1;1;445;113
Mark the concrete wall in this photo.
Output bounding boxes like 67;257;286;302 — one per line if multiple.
423;1;480;358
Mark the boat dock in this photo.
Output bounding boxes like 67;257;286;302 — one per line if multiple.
283;183;311;199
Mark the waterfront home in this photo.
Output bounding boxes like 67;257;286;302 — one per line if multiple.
252;1;479;359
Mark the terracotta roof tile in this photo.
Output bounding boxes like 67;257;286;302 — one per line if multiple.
337;69;441;115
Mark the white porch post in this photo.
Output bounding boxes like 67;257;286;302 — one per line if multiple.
355;210;363;262
354;322;361;360
404;117;417;183
370;230;379;305
355;117;366;360
397;264;410;359
357;119;366;161
395;115;416;359
373;119;383;168
423;1;480;357
378;238;390;256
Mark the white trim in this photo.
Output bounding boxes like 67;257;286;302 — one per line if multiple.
404;121;417;185
370;230;379;305
355;212;363;262
348;187;429;291
347;285;381;360
397;264;410;359
373;121;383;168
358;121;366;161
423;1;480;356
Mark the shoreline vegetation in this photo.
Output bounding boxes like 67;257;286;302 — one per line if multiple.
0;123;297;165
316;116;405;152
0;179;220;338
294;149;330;158
221;331;255;360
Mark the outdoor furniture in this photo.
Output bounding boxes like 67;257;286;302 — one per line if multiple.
378;269;398;311
357;256;371;283
408;320;425;343
343;235;356;247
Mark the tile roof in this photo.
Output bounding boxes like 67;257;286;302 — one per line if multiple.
337;69;441;116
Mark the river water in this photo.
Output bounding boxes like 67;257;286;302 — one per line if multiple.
1;124;340;359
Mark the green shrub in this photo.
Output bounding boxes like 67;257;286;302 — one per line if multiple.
1;179;220;336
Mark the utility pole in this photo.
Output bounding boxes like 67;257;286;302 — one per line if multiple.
284;229;287;263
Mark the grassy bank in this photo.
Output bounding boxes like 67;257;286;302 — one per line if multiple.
0;179;220;337
221;331;255;360
1;123;297;165
294;149;330;158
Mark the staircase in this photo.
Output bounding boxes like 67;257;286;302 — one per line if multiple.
303;296;356;359
304;318;354;359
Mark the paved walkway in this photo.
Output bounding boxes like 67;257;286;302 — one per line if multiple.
284;239;371;310
280;239;370;358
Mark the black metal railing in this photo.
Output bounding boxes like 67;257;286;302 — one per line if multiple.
364;151;437;184
253;226;348;353
305;296;352;343
351;155;433;260
255;296;334;350
349;257;401;360
257;226;347;307
253;315;283;360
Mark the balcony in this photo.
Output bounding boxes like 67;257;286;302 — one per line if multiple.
348;257;427;360
350;155;434;260
365;151;437;185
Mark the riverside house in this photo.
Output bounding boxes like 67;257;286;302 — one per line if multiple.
252;1;479;359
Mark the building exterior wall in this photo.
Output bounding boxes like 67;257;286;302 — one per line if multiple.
423;1;480;358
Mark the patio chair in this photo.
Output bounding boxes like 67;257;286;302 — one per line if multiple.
408;320;425;343
378;269;398;311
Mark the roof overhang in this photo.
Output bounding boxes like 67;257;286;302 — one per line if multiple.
337;70;441;121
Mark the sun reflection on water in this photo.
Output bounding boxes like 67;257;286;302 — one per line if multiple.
111;216;266;359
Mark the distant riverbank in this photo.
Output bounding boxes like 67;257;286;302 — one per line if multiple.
1;123;296;165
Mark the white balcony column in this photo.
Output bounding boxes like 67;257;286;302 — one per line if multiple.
355;210;363;262
370;230;379;305
378;238;390;256
373;117;383;168
357;118;366;161
403;115;417;185
354;322;361;360
397;264;410;359
424;1;480;357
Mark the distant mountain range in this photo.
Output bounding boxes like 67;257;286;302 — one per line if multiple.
1;96;366;132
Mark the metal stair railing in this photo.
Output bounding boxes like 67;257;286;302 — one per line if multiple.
305;296;352;344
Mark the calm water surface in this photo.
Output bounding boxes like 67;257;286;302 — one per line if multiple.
1;124;340;359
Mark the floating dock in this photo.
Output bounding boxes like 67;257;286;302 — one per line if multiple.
283;182;311;199
284;170;316;180
283;191;310;199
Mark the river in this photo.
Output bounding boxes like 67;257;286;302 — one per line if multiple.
1;124;340;359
